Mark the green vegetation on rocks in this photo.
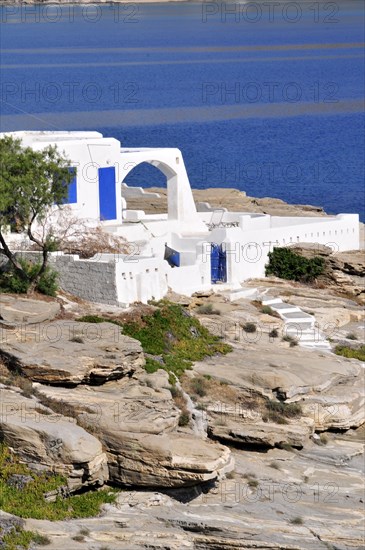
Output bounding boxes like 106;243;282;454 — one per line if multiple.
266;247;324;283
0;445;117;521
334;344;365;361
1;526;50;550
263;400;302;424
79;301;231;379
0;259;58;296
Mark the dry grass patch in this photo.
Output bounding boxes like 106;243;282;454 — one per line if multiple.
181;375;238;403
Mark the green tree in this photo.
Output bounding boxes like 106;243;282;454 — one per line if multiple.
0;135;72;291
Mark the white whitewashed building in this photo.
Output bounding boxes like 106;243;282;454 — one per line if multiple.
2;131;360;306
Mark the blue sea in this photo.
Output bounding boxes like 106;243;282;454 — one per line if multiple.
0;1;364;220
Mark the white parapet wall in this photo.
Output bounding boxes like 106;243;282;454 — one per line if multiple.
209;213;360;285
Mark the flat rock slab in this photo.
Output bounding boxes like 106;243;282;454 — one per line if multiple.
0;295;60;326
0;320;144;385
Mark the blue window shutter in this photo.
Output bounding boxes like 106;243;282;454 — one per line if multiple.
98;167;117;221
63;167;77;204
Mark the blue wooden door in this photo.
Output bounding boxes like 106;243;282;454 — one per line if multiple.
218;245;227;282
211;244;220;283
98;167;117;220
211;243;227;283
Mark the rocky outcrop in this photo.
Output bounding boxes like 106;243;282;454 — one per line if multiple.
33;373;233;488
188;292;365;450
0;320;144;385
127;186;328;218
0;295;60;327
290;244;365;303
0;510;25;548
21;429;365;549
0;387;108;492
209;415;313;449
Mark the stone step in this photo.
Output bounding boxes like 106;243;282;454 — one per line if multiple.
227;288;259;302
301;341;332;350
261;298;283;306
280;312;315;327
260;290;330;350
271;303;302;314
285;320;314;329
292;331;328;342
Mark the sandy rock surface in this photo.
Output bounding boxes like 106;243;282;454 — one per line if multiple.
0;295;60;327
0;320;144;385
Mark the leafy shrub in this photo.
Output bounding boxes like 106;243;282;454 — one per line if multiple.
170;385;183;399
78;302;231;379
0;260;58;296
122;302;231;378
269;328;279;338
242;322;256;333
178;412;190;426
264;400;302;424
196;303;221;315
72;534;85;542
334;345;365;361
35;267;58;296
31;533;51;546
190;377;208;397
290;516;304;525
69;336;84;344
261;305;279;317
265;247;325;283
282;334;298;346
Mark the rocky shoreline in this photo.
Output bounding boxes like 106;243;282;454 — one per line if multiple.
0;189;364;549
1;269;364;548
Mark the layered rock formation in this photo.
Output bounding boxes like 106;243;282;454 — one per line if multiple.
127;187;328;218
21;429;365;549
189;290;365;450
0;312;233;489
33;376;233;487
0;320;144;385
0;287;364;548
0;387;108;492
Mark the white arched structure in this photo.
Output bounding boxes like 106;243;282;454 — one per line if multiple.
118;147;202;226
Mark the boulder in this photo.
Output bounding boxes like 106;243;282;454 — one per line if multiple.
0;387;108;491
0;320;144;385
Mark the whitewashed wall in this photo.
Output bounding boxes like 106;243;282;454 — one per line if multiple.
211;213;360;284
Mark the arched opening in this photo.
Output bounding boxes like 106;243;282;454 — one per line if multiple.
118;149;203;228
124;162;167;189
120;158;182;220
122;162;168;214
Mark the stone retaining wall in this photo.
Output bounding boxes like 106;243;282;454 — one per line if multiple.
1;252;119;306
51;254;118;306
